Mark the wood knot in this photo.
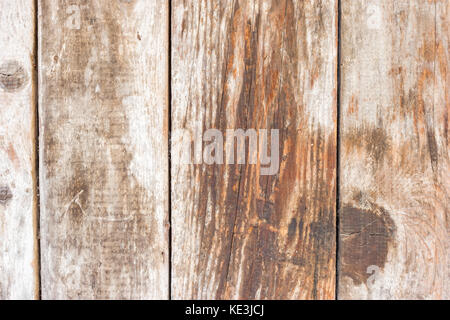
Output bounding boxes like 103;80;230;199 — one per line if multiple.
0;61;28;92
0;186;13;205
340;204;396;285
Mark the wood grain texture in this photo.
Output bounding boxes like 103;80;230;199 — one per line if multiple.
339;0;449;299
172;0;337;299
0;0;38;299
39;0;169;299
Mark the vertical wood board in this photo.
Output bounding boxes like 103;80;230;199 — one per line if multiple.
171;0;337;299
39;0;169;299
0;0;38;300
339;0;449;299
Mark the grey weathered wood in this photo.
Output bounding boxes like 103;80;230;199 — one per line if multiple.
0;0;39;300
339;0;449;299
39;0;169;299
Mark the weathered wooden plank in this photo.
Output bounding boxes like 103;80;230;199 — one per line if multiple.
172;0;337;299
0;0;38;300
39;0;169;299
339;0;449;299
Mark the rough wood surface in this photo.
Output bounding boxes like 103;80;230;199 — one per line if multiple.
0;0;38;300
39;0;169;299
171;0;337;299
339;0;449;299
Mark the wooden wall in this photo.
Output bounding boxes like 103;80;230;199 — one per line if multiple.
0;0;447;300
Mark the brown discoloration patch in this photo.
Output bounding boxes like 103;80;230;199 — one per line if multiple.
340;204;396;285
287;217;297;239
344;126;390;164
0;186;13;205
366;128;390;164
7;143;19;169
347;95;358;114
0;61;28;92
419;40;435;62
426;128;439;174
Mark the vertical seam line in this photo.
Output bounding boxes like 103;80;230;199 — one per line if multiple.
335;0;342;301
33;0;42;300
168;0;173;301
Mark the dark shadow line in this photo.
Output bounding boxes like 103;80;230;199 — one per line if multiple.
33;0;42;300
168;0;173;301
335;0;342;301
